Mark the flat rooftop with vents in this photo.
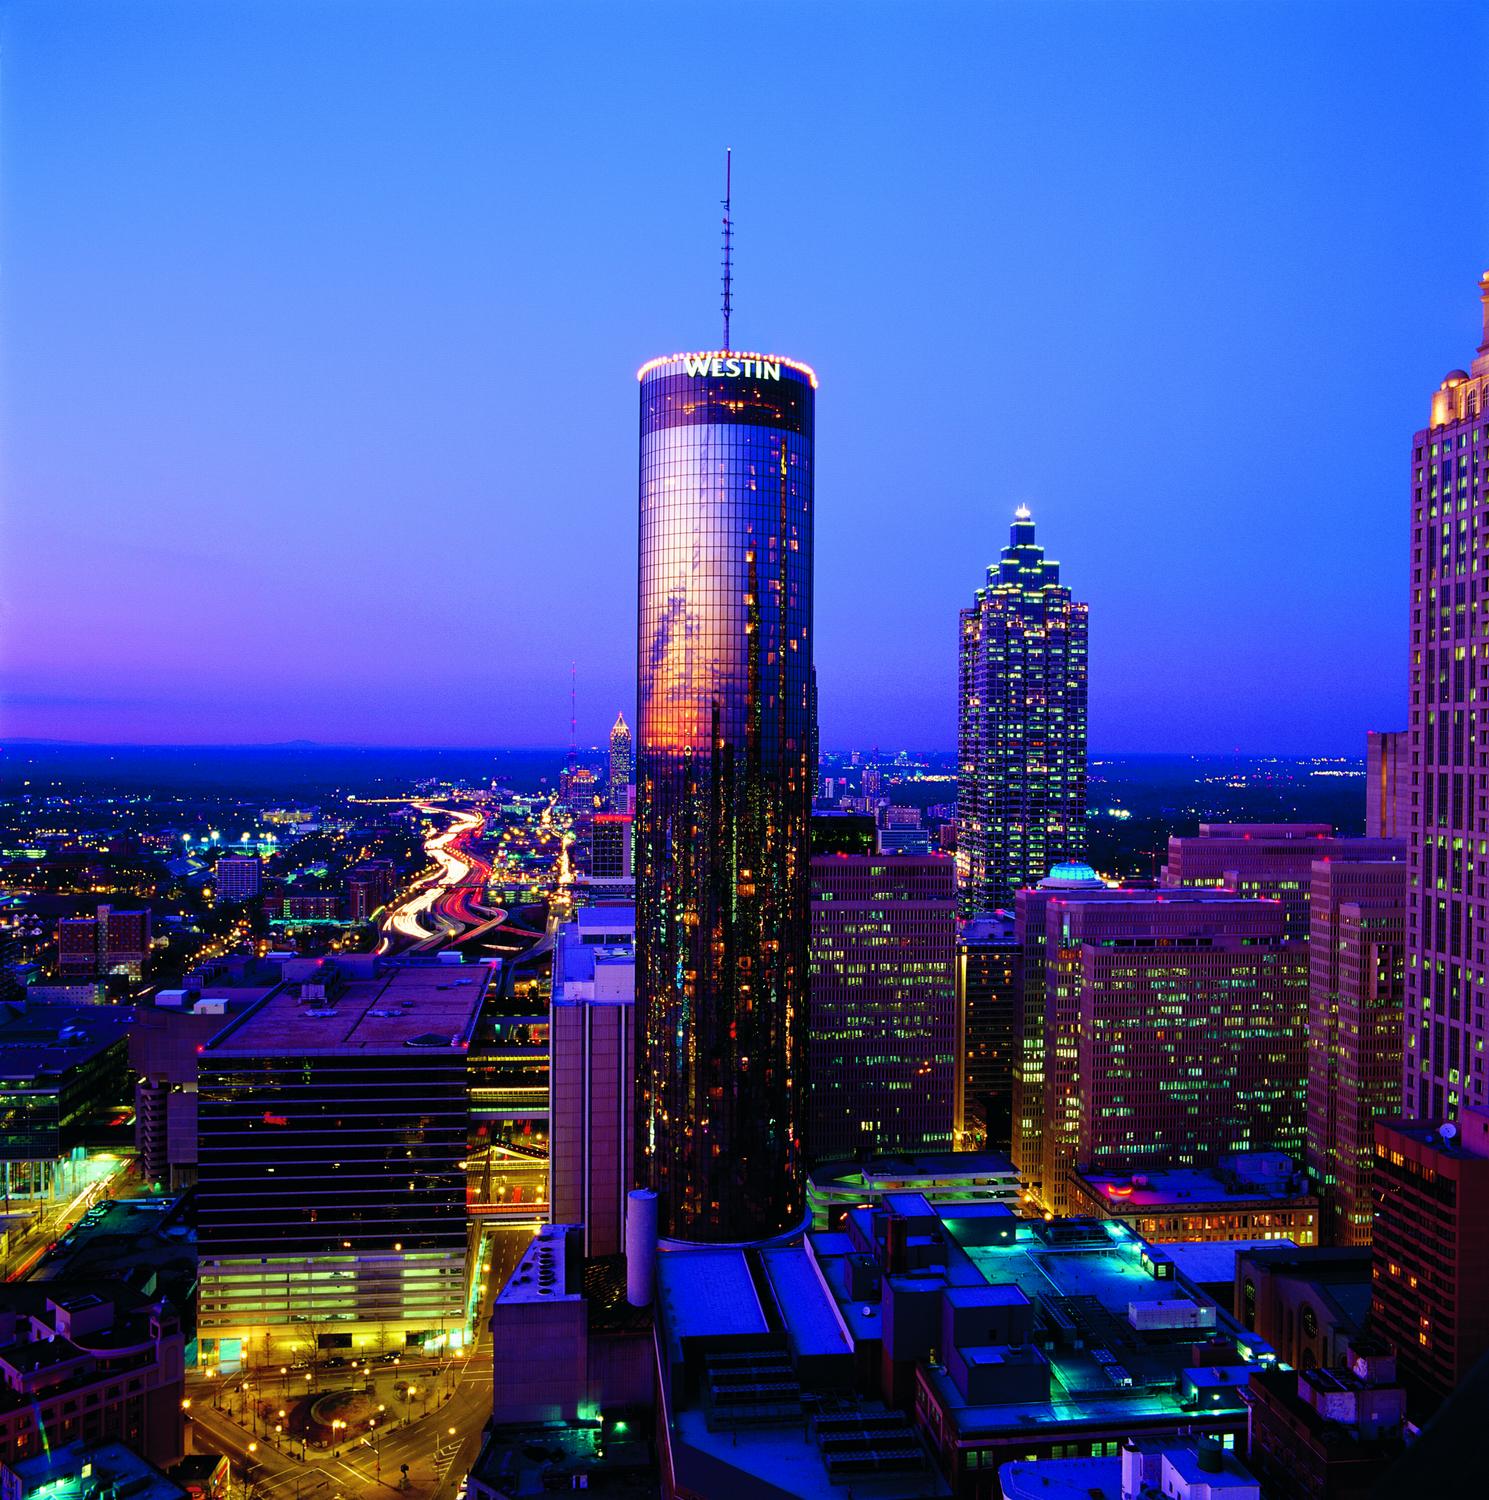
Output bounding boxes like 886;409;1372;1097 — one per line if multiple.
201;958;490;1057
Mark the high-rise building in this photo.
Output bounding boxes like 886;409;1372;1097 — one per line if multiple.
1304;850;1406;1246
608;711;632;803
1406;275;1489;1122
548;908;635;1258
1011;862;1109;1206
634;349;816;1242
957;509;1088;916
957;913;1018;1153
56;905;151;980
807;854;957;1163
345;858;396;922
1370;1107;1489;1411
1165;825;1403;942
213;854;261;903
1020;881;1308;1216
196;959;485;1362
1367;730;1410;840
558;763;597;815
583;813;633;899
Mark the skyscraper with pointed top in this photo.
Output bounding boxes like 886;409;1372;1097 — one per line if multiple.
957;508;1088;915
609;711;632;803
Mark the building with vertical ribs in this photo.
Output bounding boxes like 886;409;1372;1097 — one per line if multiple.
1304;851;1406;1245
807;854;957;1163
1406;274;1489;1124
957;508;1087;917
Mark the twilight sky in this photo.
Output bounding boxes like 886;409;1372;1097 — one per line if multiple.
3;0;1487;753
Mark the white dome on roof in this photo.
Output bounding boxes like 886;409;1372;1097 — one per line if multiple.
1039;861;1106;890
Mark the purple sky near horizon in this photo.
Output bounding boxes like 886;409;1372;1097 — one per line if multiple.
3;0;1487;753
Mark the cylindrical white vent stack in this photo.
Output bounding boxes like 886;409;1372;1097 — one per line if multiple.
625;1188;658;1306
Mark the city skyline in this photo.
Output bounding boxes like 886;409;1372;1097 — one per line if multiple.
5;2;1488;754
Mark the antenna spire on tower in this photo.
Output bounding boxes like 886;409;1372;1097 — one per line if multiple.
721;148;733;351
568;661;577;771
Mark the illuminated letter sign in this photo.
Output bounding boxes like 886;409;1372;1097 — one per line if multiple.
682;355;782;381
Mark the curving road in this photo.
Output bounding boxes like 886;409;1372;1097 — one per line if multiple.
378;806;503;954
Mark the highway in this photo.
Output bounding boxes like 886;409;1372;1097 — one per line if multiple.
378;805;502;953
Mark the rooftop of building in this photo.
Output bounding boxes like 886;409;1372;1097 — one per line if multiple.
1074;1156;1313;1210
1040;861;1107;889
960;912;1017;944
468;1420;654;1498
0;1000;131;1081
1375;1107;1489;1162
495;1224;582;1307
999;1440;1259;1500
200;959;489;1056
552;921;635;1000
1148;1241;1298;1289
839;1152;1018;1185
1245;1367;1404;1456
7;1439;187;1500
28;1192;195;1298
819;1211;1275;1435
656;1246;768;1346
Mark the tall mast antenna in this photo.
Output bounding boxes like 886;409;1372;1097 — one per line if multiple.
721;148;733;350
568;662;577;768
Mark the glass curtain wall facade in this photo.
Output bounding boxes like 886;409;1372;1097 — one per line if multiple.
635;351;816;1241
958;510;1088;916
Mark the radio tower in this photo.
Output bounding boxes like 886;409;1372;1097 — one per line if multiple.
567;662;578;775
721;148;733;351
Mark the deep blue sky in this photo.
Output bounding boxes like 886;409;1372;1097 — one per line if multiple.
3;1;1486;752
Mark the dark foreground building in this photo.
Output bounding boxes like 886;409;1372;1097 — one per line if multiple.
634;350;816;1241
196;958;487;1365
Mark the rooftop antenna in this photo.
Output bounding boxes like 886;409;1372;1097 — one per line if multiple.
721;148;733;351
568;662;577;771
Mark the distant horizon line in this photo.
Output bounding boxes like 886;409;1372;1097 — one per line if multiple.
0;736;1374;760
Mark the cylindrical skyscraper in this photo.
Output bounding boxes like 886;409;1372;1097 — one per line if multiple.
635;349;816;1241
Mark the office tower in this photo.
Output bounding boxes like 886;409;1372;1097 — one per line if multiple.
197;959;486;1363
1367;730;1410;839
957;913;1018;1152
213;854;261;903
807;854;957;1162
55;904;151;979
0;1002;131;1191
1020;883;1307;1216
345;858;396;922
584;813;634;899
549;908;635;1257
635;349;816;1241
1165;825;1403;942
1371;1107;1489;1410
1304;851;1407;1245
1010;862;1107;1204
1245;1342;1406;1500
957;509;1088;916
0;1286;186;1471
862;763;882;800
608;711;632;802
558;762;597;814
1407;276;1489;1121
